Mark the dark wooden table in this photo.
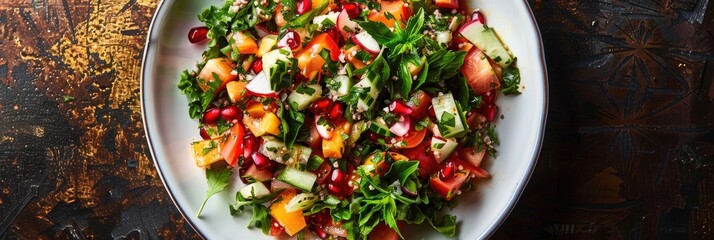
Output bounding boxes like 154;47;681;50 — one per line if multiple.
1;0;712;239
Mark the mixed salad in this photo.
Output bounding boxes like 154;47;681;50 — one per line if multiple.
178;0;522;238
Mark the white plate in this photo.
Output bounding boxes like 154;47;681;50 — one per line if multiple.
141;0;548;239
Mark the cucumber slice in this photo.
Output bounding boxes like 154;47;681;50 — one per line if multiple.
261;48;292;77
431;136;458;163
306;155;325;171
432;93;468;138
277;167;317;192
347;120;366;148
327;75;353;98
285;193;319;213
259;137;311;167
288;84;323;111
239;182;271;199
461;22;513;68
354;71;381;113
368;118;393;137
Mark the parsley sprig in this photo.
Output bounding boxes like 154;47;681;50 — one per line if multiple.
197;167;233;217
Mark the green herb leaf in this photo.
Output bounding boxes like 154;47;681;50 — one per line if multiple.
279;104;305;149
384;160;419;184
425;49;467;82
197;167;232;217
501;66;522;95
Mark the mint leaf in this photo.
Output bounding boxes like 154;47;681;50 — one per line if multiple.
197;167;232;217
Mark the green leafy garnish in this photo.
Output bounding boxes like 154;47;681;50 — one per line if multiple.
229;189;285;234
501;66;522;95
197;167;232;217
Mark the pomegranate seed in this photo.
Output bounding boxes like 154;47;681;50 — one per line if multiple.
309;98;333;115
269;218;285;237
278;30;301;50
440;162;456;180
296;0;312;15
243;135;258;160
427;105;436;118
252;152;273;171
367;131;380;141
324;27;342;45
239;168;250;184
251;59;263;73
220;105;241;121
330;169;345;183
239;153;253;168
481;103;498;122
202;108;221;125
310;212;326;225
199;127;211;140
327;102;344;121
327;183;344;196
472;10;486;25
482;89;496;103
187;26;208;43
342;3;360;18
389;100;414;116
313;226;327;239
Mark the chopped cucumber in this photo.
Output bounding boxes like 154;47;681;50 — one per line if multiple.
239;182;271;199
348;120;366;148
288;84;323;111
464;23;513;68
354;71;381;113
327;75;353;98
277;167;317;192
259;137;311;167
431;136;458;162
368;118;393;137
261;48;292;77
306;155;325;171
432;93;468;138
285;193;319;213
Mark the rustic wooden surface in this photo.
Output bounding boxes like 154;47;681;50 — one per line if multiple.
0;0;712;239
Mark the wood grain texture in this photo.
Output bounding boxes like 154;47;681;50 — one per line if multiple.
0;0;712;239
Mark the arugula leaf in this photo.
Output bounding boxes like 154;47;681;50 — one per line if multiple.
229;188;285;234
197;167;232;217
501;66;522;95
250;204;271;234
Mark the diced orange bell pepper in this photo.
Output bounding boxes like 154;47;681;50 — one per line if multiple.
197;58;237;92
295;33;341;80
229;31;258;54
243;115;266;136
246;101;267;118
191;138;224;167
270;189;307;236
322;132;344;158
368;0;406;28
260;112;281;136
344;45;370;70
226;81;248;103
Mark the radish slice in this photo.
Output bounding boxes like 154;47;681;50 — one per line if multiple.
314;116;335;139
352;32;380;54
390;116;411;137
255;24;270;38
337;9;357;40
245;71;277;97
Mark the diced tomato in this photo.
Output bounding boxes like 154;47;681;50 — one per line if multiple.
461;47;500;95
449;158;491;179
434;0;458;9
314;162;333;185
458;147;486;167
407;90;432;119
368;221;405;240
401;140;438;178
220;123;245;166
430;171;470;201
391;124;427;149
269;217;285;237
